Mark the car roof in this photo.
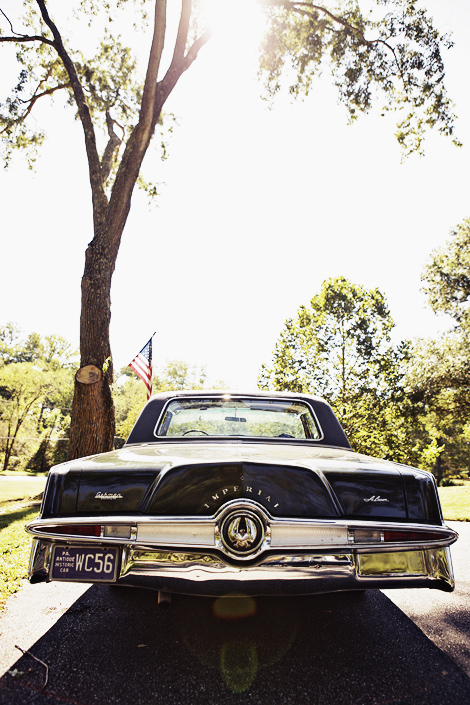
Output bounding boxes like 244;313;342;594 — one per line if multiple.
125;390;352;449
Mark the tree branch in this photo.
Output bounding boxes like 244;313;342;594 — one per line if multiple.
102;0;211;262
265;0;403;77
100;111;122;185
139;0;167;141
35;0;108;227
171;0;191;63
155;27;212;124
0;34;54;45
185;28;213;65
95;0;168;261
0;81;71;136
0;8;54;45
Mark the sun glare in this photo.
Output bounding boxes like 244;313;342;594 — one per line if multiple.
202;0;266;50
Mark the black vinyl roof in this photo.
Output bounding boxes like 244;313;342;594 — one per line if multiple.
125;390;352;449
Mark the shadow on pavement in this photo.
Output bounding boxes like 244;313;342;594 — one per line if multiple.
1;586;470;705
0;503;41;531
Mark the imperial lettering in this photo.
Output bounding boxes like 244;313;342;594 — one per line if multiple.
203;484;279;510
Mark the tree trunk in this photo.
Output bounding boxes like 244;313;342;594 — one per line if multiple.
67;237;116;459
433;448;444;486
2;422;12;473
3;417;21;472
64;2;210;461
67;377;115;459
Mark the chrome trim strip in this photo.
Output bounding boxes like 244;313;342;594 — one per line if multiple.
26;511;458;554
136;521;215;546
270;523;348;547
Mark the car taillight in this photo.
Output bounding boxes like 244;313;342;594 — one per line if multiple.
103;525;132;539
352;528;447;544
383;530;444;542
35;524;102;537
352;529;382;543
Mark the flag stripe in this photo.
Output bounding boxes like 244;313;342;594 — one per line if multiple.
128;338;153;400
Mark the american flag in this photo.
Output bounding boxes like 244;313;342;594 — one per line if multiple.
128;337;153;399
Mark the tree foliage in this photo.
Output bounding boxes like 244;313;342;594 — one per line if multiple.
403;334;470;483
421;218;470;327
406;333;470;408
0;323;77;471
0;322;77;369
259;0;459;157
259;276;400;398
259;276;411;458
414;224;470;482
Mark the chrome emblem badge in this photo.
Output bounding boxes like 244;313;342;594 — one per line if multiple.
227;516;258;550
221;511;264;557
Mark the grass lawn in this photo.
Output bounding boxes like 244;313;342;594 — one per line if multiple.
0;478;47;504
438;486;470;522
0;477;46;609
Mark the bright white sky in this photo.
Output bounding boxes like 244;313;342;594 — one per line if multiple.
1;0;469;388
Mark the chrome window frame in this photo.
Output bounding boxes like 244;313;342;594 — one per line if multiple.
152;395;325;443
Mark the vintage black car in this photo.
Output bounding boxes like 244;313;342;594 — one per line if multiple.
27;391;457;597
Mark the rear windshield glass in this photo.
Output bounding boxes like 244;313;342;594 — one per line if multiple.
154;397;321;440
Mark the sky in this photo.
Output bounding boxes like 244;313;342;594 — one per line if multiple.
1;0;470;389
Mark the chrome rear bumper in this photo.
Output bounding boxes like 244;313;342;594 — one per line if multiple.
28;538;455;595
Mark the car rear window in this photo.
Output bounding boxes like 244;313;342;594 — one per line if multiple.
154;397;321;440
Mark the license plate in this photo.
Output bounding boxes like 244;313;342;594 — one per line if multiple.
51;546;118;582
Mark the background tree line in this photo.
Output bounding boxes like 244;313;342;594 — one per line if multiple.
259;217;470;485
0;328;219;472
0;323;77;472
